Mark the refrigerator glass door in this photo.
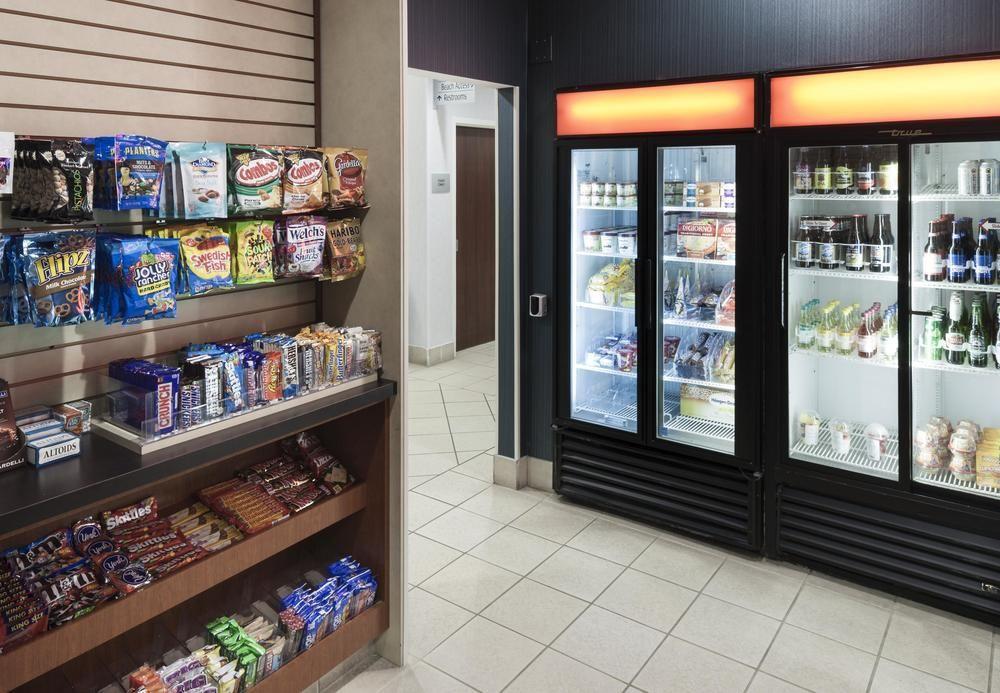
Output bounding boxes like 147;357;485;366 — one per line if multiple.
786;144;900;478
910;141;1000;499
657;145;736;453
570;147;640;433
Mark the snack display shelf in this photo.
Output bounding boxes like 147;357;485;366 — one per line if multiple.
574;301;635;313
0;483;370;691
789;192;898;202
912;360;1000;376
662;316;735;332
575;363;637;378
576;205;637;211
662;205;735;214
661;370;735;391
912;184;1000;202
789;417;899;480
789;344;899;369
912;279;1000;294
915;469;1000;501
662;254;736;267
0;379;396;536
576;250;637;260
662;397;734;444
788;267;898;282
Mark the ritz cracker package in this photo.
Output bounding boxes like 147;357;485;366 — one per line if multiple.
228;144;283;214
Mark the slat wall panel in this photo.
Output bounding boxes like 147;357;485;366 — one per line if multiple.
0;0;318;409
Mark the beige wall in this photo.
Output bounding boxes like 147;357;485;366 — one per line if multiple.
317;0;405;665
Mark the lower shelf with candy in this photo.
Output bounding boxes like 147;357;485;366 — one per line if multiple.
0;429;366;691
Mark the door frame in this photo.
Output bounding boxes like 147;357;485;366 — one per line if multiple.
451;119;499;353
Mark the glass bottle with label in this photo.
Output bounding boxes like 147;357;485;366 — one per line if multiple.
819;224;838;269
974;220;997;285
813;149;832;195
948;220;970;283
869;213;894;273
922;307;945;362
879;306;898;361
794;218;816;268
855;146;875;195
817;303;839;353
923;220;947;282
836;306;855;355
834;146;853;195
857;309;878;359
793;149;812;195
877;147;898;195
968;298;990;368
797;301;816;349
944;291;968;365
844;215;866;272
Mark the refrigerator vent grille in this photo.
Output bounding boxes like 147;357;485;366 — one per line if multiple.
555;429;757;549
778;487;1000;619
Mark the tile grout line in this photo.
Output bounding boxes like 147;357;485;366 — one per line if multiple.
864;599;895;693
746;573;811;693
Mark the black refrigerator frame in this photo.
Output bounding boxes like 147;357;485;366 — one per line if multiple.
764;54;1000;626
552;74;766;552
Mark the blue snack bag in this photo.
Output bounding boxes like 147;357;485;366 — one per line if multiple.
22;230;96;327
114;135;167;210
119;236;180;324
3;237;31;325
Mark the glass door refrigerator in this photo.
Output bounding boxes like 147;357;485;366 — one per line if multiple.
767;55;1000;624
553;76;764;550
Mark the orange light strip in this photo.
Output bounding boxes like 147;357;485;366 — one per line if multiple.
771;58;1000;127
556;78;756;136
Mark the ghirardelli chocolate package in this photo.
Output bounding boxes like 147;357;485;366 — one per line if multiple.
0;378;20;459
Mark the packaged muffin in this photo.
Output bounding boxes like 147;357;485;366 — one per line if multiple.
282;147;325;213
324;147;367;208
228;144;283;214
231;220;275;285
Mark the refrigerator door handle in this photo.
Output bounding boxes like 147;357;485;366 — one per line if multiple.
645;258;653;330
780;252;786;329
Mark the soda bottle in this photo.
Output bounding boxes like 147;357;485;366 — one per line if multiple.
922;307;945;361
836;306;855;355
857;309;878;359
948;220;970;283
817;303;839;353
793;149;812;195
877;147;899;195
834;146;854;195
844;215;866;272
797;300;816;349
968;298;989;368
855;146;875;195
923;220;947;281
944;291;968;365
869;213;894;273
819;224;838;269
974;220;997;285
814;149;832;195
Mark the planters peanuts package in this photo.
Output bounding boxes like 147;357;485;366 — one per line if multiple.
92;135;167;211
96;235;180;324
173;142;227;219
21;231;96;327
179;226;232;295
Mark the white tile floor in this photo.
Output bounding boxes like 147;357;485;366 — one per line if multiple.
327;342;1000;693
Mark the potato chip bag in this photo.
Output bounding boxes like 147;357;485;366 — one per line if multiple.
179;226;232;295
325;217;366;281
231;220;275;285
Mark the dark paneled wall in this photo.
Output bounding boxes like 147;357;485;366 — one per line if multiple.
407;0;526;86
523;0;1000;460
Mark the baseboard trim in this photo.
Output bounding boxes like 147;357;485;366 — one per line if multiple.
493;455;552;491
526;456;553;491
407;342;456;367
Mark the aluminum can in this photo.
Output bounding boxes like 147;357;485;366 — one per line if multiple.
980;159;1000;195
958;160;980;195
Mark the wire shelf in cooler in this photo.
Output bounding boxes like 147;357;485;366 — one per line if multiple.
577;250;637;260
789;192;897;202
912;279;1000;294
662;396;735;444
789;418;898;480
574;301;635;313
577;205;638;211
661;369;736;391
915;468;1000;500
912;184;1000;203
662;316;735;333
662;254;736;267
662;205;734;214
789;344;898;369
574;399;637;424
913;359;1000;376
575;363;637;378
788;267;898;282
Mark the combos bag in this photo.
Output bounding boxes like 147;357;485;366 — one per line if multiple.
21;231;96;327
231;220;275;285
282;147;325;214
179;226;233;295
323;147;367;208
326;218;366;281
173;142;226;219
274;216;326;278
228;144;282;214
93;135;167;211
97;235;180;324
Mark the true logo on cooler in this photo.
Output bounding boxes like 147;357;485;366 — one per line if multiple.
235;159;281;187
288;158;324;185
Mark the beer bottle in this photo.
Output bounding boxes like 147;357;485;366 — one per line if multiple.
797;301;816;349
834;146;853;195
968;298;989;368
817;303;839;353
814;149;832;195
877;147;899;195
856;146;875;195
923;220;946;281
794;218;816;268
869;213;894;273
793;149;812;195
974;220;997;285
948;220;970;283
923;307;945;362
836;306;855;355
844;215;866;272
944;292;968;365
819;223;838;269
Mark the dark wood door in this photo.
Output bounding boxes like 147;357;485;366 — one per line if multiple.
455;126;496;351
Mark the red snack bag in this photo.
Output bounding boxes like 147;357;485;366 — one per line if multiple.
102;496;158;532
